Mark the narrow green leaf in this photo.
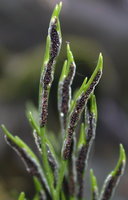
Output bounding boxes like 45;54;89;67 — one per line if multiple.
26;103;41;152
39;2;62;127
67;43;75;68
33;177;42;193
85;53;103;89
99;144;126;200
62;52;103;160
70;53;103;115
51;2;62;36
26;102;39;126
90;169;99;200
27;111;40;136
1;125;39;160
76;97;98;199
51;2;62;20
112;144;126;176
58;43;76;132
1;125;49;194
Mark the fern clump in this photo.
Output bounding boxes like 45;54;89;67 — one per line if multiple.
1;2;126;200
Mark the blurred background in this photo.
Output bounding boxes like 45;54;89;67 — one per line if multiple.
0;0;128;199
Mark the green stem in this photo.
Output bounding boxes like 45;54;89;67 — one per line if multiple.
55;159;67;200
40;127;56;199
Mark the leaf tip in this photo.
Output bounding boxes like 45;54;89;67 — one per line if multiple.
119;144;126;162
98;52;103;70
18;191;25;200
1;124;5;130
52;2;62;18
90;169;97;187
66;42;74;63
1;124;8;136
59;1;63;12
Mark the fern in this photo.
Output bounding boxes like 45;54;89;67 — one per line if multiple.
1;2;126;200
